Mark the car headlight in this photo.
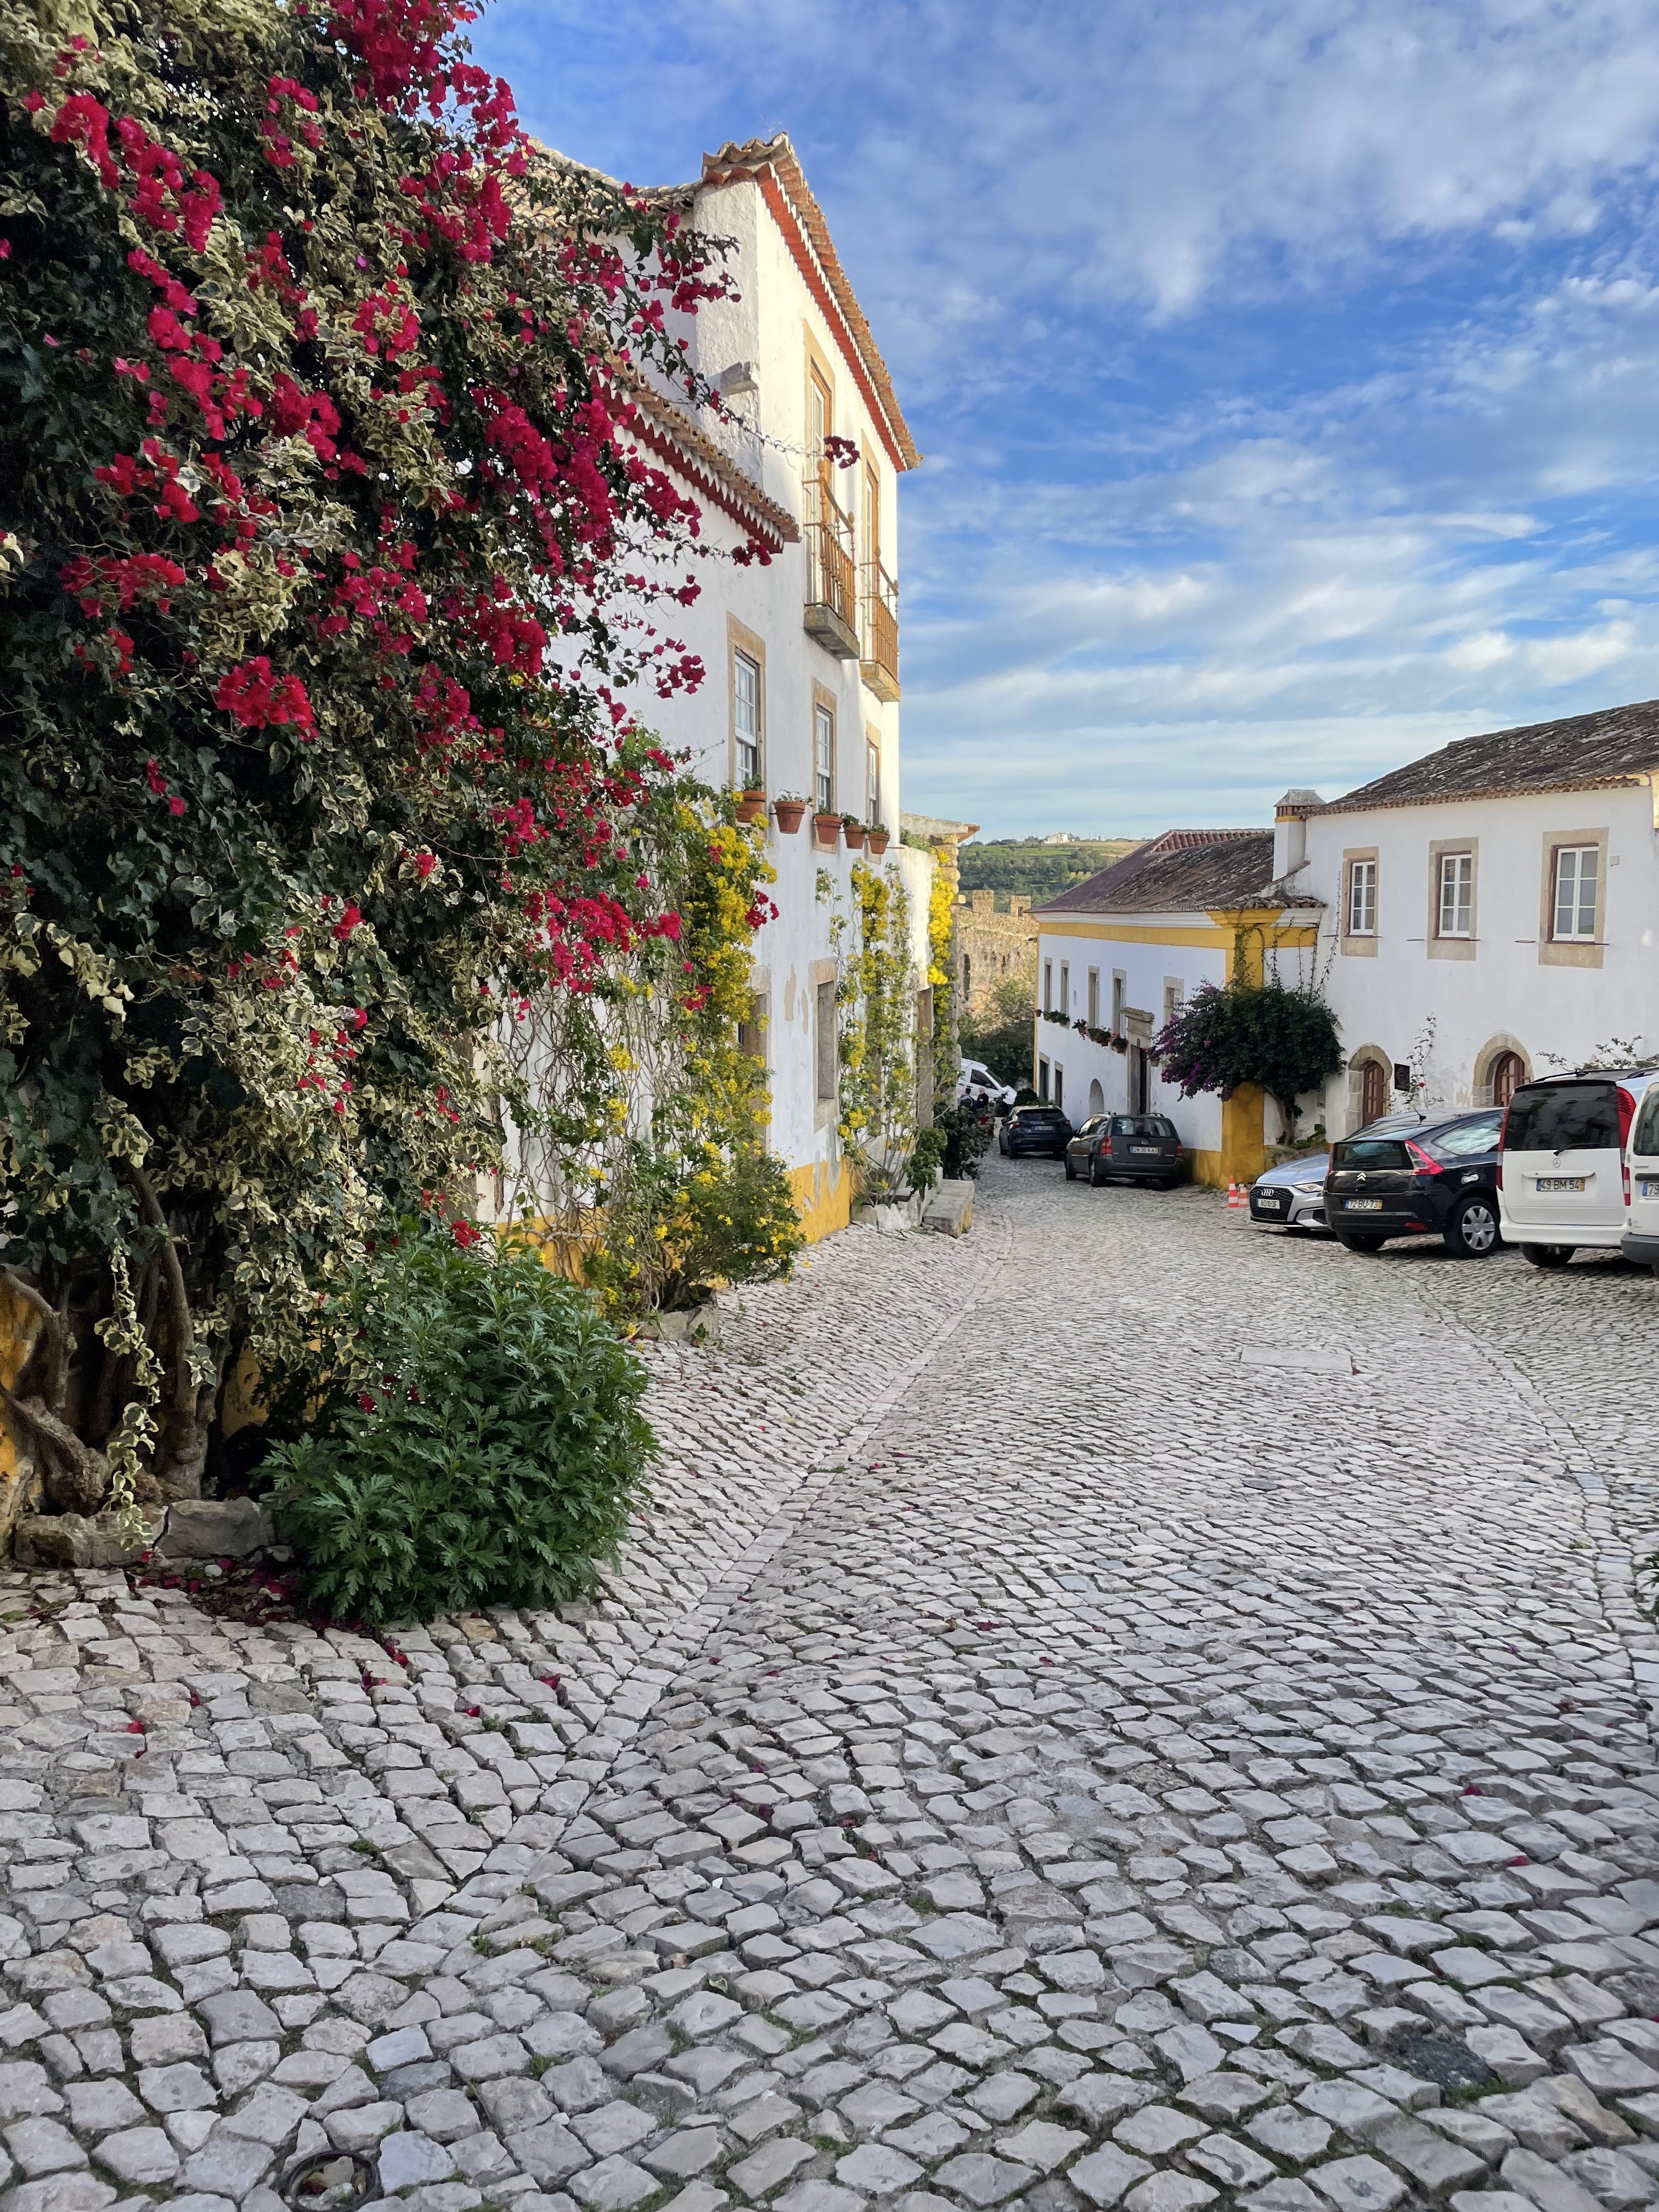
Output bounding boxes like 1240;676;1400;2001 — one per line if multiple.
1292;1180;1325;1194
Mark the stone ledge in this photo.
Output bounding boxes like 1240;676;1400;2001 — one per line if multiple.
12;1493;273;1567
921;1178;974;1236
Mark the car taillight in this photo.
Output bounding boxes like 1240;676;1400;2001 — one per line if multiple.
1624;1160;1632;1208
1405;1141;1443;1175
1496;1156;1503;1189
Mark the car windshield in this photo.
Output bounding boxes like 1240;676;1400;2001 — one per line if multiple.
1333;1136;1410;1169
1110;1116;1176;1137
1019;1108;1064;1122
1419;1115;1503;1161
1504;1083;1620;1152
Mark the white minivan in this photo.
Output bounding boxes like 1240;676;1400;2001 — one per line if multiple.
1499;1069;1658;1268
1623;1082;1659;1276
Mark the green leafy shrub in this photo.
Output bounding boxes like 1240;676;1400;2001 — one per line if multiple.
267;1226;652;1624
586;1138;805;1316
961;977;1036;1090
906;1128;947;1197
934;1104;993;1181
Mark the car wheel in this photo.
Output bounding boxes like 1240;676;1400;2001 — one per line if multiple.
1521;1244;1573;1268
1336;1232;1386;1252
1064;1155;1077;1181
1088;1155;1105;1186
1444;1194;1499;1257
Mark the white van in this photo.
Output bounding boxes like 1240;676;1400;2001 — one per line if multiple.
1499;1070;1658;1268
957;1059;1017;1108
1622;1083;1659;1276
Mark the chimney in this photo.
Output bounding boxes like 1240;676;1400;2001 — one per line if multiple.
1273;789;1323;879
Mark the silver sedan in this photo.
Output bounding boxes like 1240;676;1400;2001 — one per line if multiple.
1246;1150;1332;1233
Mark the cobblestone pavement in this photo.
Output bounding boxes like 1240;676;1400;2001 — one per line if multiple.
5;1156;1659;2212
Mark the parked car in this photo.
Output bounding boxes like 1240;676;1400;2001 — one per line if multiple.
1065;1112;1186;1188
999;1104;1074;1158
1623;1083;1659;1275
1325;1107;1505;1256
1499;1068;1659;1268
1247;1150;1333;1232
958;1058;1017;1110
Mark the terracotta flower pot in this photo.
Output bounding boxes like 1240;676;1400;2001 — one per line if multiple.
772;800;808;834
843;822;867;851
868;831;889;855
735;789;766;825
814;811;842;849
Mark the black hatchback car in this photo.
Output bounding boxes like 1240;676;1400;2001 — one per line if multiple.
1065;1113;1186;1188
999;1104;1074;1159
1325;1107;1504;1256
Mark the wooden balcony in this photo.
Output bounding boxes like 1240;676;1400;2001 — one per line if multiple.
804;478;859;660
860;557;900;702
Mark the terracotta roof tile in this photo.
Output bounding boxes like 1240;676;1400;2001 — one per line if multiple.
1035;829;1319;915
1305;697;1659;817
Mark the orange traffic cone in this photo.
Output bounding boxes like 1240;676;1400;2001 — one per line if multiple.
1227;1181;1243;1209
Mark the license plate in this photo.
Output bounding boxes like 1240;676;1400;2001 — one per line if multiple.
1537;1176;1585;1193
1644;1181;1659;1200
1345;1198;1383;1211
1130;1146;1160;1155
1255;1194;1284;1211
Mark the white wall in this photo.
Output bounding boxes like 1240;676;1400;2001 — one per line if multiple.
1032;919;1229;1154
609;171;924;1198
1301;783;1658;1132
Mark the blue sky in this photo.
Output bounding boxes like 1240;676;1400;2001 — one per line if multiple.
472;0;1659;837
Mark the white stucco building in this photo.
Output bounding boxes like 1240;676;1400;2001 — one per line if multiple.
1278;702;1659;1135
1033;832;1320;1186
545;134;934;1240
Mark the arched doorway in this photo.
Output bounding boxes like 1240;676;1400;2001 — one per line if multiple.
1489;1049;1526;1105
1087;1078;1105;1118
1360;1057;1388;1124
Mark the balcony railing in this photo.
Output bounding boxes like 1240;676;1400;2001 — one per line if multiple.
803;475;859;660
860;557;900;702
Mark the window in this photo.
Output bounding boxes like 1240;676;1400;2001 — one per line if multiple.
1038;1057;1050;1101
1347;857;1376;936
733;650;762;789
1437;851;1473;939
961;952;972;1001
815;980;837;1101
1111;972;1126;1030
866;737;882;827
1059;962;1069;1014
1553;845;1599;942
1424;1115;1503;1161
1503;1082;1620;1154
1087;969;1099;1027
1111;1116;1177;1138
1053;1065;1064;1111
737;993;766;1063
1162;978;1184;1026
814;703;834;814
1043;961;1053;1014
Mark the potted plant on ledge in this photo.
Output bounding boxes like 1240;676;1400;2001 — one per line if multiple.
814;807;842;849
842;814;867;852
868;822;890;855
735;788;767;825
772;794;809;834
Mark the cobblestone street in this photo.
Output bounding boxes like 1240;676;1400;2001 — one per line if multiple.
7;1155;1659;2212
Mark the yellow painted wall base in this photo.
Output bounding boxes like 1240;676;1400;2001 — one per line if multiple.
789;1155;853;1244
1220;1084;1267;1188
1189;1149;1223;1189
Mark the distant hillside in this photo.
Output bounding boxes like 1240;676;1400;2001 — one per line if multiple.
957;837;1138;902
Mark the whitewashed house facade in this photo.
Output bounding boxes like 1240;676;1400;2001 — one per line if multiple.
1278;701;1659;1136
548;134;934;1240
1033;832;1320;1187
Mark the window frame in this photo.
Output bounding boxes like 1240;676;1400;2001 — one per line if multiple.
1087;968;1100;1028
728;618;766;794
812;697;836;815
1438;852;1474;939
1427;838;1478;961
866;731;882;827
1537;827;1608;969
